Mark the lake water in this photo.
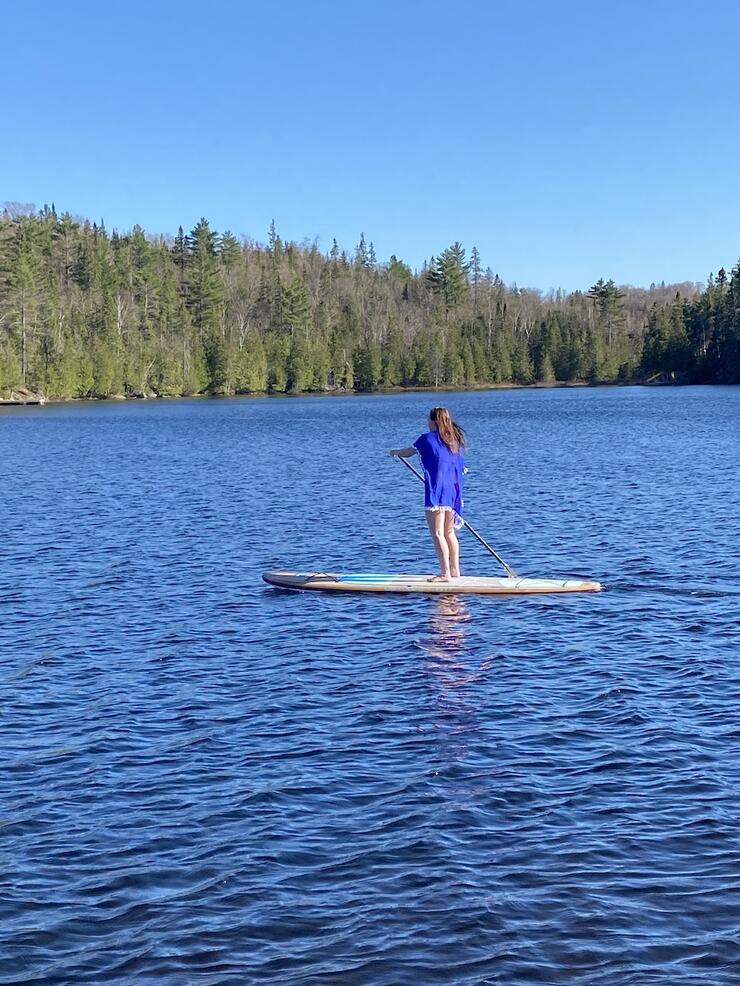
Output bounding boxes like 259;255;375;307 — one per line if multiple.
2;385;740;984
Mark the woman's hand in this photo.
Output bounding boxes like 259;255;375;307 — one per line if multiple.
389;447;417;458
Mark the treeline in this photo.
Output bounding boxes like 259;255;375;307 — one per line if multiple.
0;202;737;399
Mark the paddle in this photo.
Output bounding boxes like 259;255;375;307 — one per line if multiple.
394;454;520;579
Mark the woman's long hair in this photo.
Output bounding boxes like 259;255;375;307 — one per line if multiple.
430;407;466;453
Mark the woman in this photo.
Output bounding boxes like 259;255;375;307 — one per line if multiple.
390;407;466;582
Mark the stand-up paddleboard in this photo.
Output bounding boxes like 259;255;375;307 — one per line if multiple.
262;571;603;595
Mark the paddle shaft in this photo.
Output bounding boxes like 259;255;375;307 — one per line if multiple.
396;454;519;579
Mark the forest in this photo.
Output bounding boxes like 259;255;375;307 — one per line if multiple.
1;202;738;400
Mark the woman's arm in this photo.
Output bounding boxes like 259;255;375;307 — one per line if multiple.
389;446;418;458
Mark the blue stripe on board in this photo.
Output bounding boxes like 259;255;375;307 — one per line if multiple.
337;574;404;579
338;575;406;583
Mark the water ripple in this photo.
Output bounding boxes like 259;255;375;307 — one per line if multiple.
2;387;740;984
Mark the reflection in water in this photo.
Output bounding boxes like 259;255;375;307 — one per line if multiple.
417;597;495;768
426;594;470;658
418;596;487;687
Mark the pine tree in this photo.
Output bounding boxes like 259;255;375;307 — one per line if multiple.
185;219;225;391
381;324;403;386
444;330;464;385
641;305;672;376
588;278;626;350
185;219;223;331
354;232;368;267
236;331;268;392
268;220;283;261
428;243;470;309
266;332;289;392
510;336;534;384
218;231;241;271
172;226;187;290
311;331;331;390
353;339;382;390
388;255;412;282
282;277;313;391
490;333;513;383
283;276;312;336
287;332;312;392
537;351;556;383
0;216;44;387
470;246;482;309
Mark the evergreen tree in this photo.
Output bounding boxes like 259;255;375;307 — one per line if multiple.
381;324;403;386
236;331;268;392
588;277;626;350
428;242;470;308
283;276;312;336
353;339;382;390
311;331;331;390
444;330;465;385
0;216;44;386
266;332;289;392
172;225;187;283
470;246;482;309
287;332;312;392
282;277;313;391
537;351;556;383
490;332;512;383
354;232;369;268
462;338;476;384
388;255;412;282
268;220;283;260
219;231;241;271
510;336;534;384
185;219;223;333
185;219;225;391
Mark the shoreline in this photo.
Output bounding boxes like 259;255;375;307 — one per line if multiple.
1;377;694;408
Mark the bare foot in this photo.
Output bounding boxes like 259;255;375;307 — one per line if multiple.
427;574;452;582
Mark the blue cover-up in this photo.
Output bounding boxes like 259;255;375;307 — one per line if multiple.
413;431;465;527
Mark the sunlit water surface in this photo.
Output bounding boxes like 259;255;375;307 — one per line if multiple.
2;386;740;984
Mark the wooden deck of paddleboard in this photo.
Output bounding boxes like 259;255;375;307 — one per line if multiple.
262;572;603;595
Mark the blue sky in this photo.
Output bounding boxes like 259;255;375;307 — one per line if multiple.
2;0;739;290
